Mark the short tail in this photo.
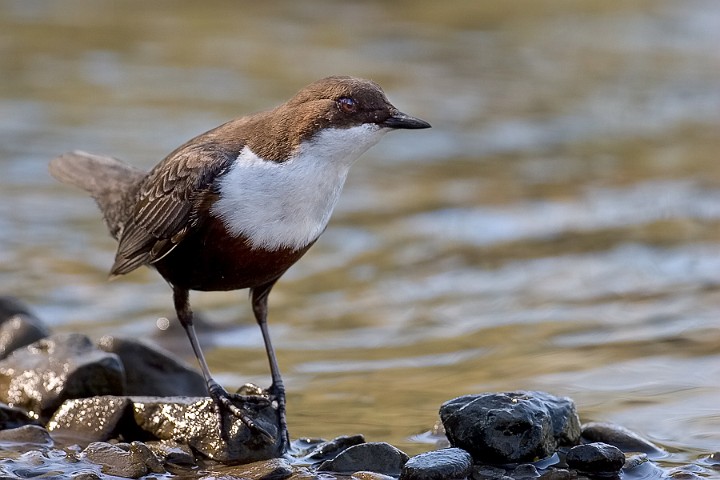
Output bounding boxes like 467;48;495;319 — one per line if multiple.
49;151;145;238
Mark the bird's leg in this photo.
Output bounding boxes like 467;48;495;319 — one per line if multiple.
172;286;273;442
250;280;290;452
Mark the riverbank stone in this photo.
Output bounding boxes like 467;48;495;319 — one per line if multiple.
440;391;581;464
0;402;39;430
0;333;125;420
0;296;49;360
81;441;165;478
318;442;409;476
47;396;140;444
400;447;473;480
97;335;207;396
581;422;664;456
131;395;281;463
566;442;625;474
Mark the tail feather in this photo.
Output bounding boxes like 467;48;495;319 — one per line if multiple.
49;150;145;239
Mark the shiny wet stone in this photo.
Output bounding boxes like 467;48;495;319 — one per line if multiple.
440;391;581;464
566;442;625;475
318;442;409;476
400;447;473;480
0;333;125;420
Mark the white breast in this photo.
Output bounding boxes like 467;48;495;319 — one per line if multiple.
211;124;387;251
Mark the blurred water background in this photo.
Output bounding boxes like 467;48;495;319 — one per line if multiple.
2;0;720;470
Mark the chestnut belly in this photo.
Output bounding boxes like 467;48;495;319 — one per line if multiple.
153;219;314;292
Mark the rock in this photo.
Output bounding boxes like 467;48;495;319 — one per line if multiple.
352;473;397;480
304;434;366;461
82;441;163;478
440;391;580;464
97;335;207;396
510;463;540;479
566;442;625;474
47;396;139;443
318;442;409;476
0;424;53;446
400;447;473;480
0;296;49;360
581;422;664;455
538;468;575;479
207;457;294;479
0;402;40;430
0;333;125;419
131;395;281;463
147;439;196;466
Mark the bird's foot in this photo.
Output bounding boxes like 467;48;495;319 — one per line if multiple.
265;381;290;453
207;381;275;444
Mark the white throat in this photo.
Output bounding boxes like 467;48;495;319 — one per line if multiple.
211;124;387;250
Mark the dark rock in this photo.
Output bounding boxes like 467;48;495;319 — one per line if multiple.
0;424;52;446
352;473;397;480
400;447;473;480
472;464;510;479
47;396;139;443
208;457;294;479
97;335;207;396
82;441;156;478
510;463;540;479
0;333;125;419
0;296;49;360
566;442;625;474
581;422;664;456
538;468;576;479
129;440;166;474
0;401;40;429
440;391;580;464
305;434;366;461
131;395;281;463
318;442;409;476
147;439;196;466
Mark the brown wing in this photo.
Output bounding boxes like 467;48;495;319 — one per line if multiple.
110;144;235;276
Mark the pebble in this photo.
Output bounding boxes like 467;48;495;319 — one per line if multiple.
400;447;473;480
318;442;409;476
565;442;625;474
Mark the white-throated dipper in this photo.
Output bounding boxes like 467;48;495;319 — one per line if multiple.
49;75;430;452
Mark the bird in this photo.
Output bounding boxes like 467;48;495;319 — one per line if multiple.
49;75;431;452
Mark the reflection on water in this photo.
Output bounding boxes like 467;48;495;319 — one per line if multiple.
2;0;720;471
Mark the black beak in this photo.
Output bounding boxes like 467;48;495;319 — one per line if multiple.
382;110;431;129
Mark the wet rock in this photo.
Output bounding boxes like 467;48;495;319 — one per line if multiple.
131;395;281;463
566;442;625;474
400;447;473;480
208;457;294;479
352;472;397;480
304;434;366;461
440;391;580;464
581;422;664;455
510;463;540;479
0;401;39;429
97;335;207;396
538;468;575;479
318;442;409;476
0;297;49;360
47;395;139;443
82;441;164;478
147;439;196;466
0;333;125;419
0;424;53;446
472;464;509;479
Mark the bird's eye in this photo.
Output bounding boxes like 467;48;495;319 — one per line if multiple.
337;97;358;113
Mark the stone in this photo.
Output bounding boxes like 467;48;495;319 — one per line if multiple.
400;447;473;480
97;335;207;396
566;442;625;474
0;424;53;446
131;395;281;463
440;391;579;464
82;441;151;478
581;422;664;455
318;442;409;476
0;296;49;360
147;439;196;466
304;434;366;461
538;469;575;479
0;401;40;430
352;472;397;480
47;396;139;443
0;333;125;420
207;457;294;480
510;463;540;479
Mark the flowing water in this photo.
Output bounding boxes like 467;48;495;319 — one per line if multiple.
2;0;720;475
